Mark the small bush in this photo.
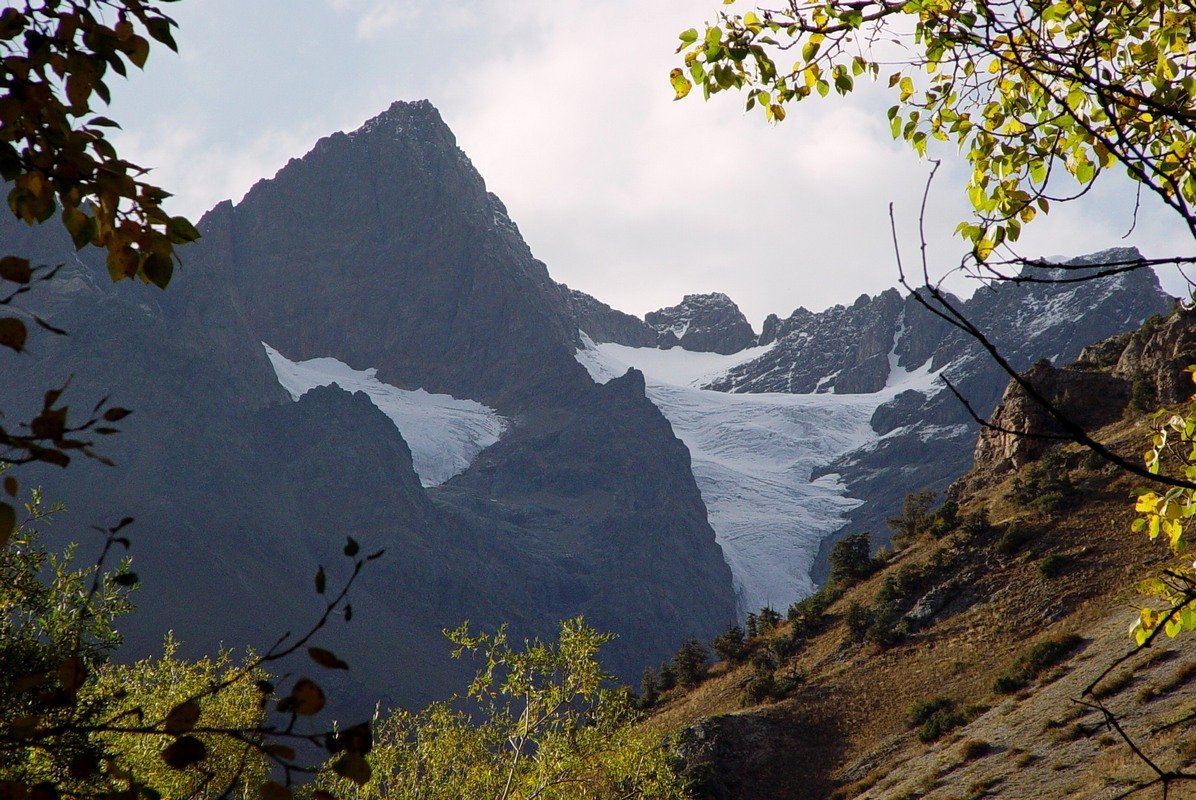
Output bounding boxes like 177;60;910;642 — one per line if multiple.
844;601;871;642
670;639;709;688
865;578;905;647
788;582;843;624
658;662;676;691
749;649;780;674
918;709;965;742
772;666;805;696
757;606;782;635
1038;554;1067;578
1023;635;1083;673
1129;373;1157;413
1006;451;1073;515
959;508;990;538
887;489;937;546
893;562;929;597
638;667;659;708
993;635;1083;694
740;673;776;707
958;738;991;761
907;697;955;728
992;674;1025;694
994;522;1031;556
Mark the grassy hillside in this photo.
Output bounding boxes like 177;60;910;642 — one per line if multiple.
645;314;1196;800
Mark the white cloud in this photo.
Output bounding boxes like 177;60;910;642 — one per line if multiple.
100;0;1194;325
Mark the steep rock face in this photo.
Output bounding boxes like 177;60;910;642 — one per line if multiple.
645;293;757;355
558;284;663;347
970;362;1130;475
708;289;906;393
961;307;1196;492
0;101;737;708
435;368;733;660
177;100;588;412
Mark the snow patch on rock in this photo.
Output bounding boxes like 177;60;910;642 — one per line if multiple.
263;344;507;487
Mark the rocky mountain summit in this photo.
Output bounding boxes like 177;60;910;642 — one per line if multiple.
644;292;758;354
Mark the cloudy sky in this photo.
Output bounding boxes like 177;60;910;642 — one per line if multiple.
105;0;1194;325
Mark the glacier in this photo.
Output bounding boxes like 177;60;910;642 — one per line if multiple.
575;335;941;616
263;344;507;487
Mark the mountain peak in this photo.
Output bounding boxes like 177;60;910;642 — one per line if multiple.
645;293;757;354
349;99;449;141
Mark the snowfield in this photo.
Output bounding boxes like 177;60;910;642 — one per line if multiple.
263;344;507;487
576;334;942;615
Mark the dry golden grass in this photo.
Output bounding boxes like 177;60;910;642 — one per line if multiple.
644;417;1196;799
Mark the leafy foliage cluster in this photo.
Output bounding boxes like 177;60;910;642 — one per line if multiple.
0;491;383;800
316;619;689;800
905;698;965;743
0;0;206;538
1131;368;1196;645
787;581;843;629
0;491;136;797
674;0;1196;262
884;491;961;551
827;531;878;583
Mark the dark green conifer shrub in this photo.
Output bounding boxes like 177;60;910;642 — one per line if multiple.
844;601;871;642
670;639;710;687
829;532;876;582
711;625;746;663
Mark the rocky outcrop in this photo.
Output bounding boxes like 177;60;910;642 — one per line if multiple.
646;293;757;355
963;306;1196;487
183;99;588;413
708;289;907;393
970;361;1130;475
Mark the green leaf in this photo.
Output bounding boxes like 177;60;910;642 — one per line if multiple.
669;68;692;100
1074;159;1095;185
678;28;698;45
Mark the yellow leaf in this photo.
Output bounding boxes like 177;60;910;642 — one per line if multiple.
669;68;692;100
